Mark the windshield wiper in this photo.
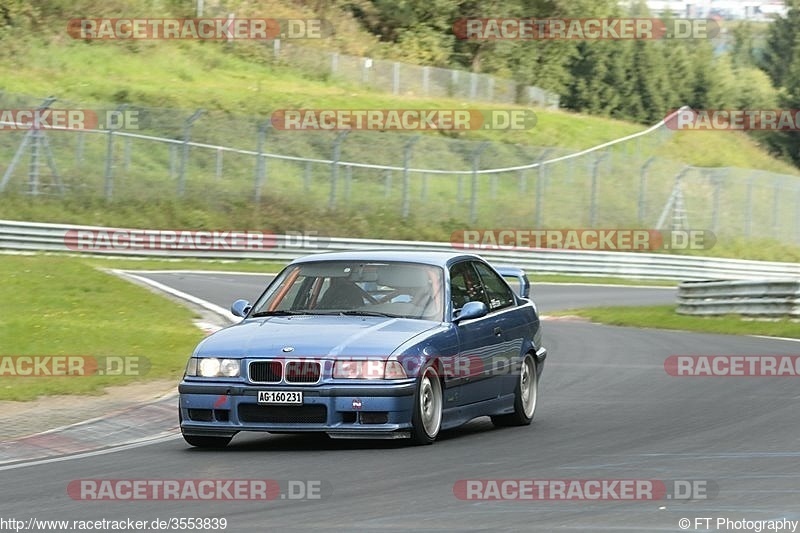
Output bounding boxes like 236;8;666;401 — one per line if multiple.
338;310;402;318
250;310;307;317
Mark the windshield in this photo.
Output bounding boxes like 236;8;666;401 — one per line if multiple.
249;261;445;321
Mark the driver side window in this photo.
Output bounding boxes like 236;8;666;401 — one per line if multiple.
473;262;516;311
449;261;488;314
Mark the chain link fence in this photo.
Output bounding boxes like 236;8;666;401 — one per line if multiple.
1;92;799;246
186;0;559;108
271;41;559;108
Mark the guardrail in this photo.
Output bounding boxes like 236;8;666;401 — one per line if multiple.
2;219;800;282
677;280;800;317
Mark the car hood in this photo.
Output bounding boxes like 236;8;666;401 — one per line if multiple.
195;315;441;358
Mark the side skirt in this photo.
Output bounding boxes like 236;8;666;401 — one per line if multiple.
441;394;516;430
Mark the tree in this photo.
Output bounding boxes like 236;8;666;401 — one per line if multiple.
564;41;621;115
769;32;800;165
762;0;800;87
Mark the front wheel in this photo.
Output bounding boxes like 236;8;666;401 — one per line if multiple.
491;353;538;427
182;434;232;449
410;365;443;445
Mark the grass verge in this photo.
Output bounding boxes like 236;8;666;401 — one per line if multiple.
0;255;206;401
81;256;287;274
551;305;800;339
531;275;676;287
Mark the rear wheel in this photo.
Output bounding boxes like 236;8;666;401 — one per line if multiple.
410;365;443;445
182;434;232;448
491;353;538;427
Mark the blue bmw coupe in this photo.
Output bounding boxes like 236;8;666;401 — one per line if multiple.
179;250;546;447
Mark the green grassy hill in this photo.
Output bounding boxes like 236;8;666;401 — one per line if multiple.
1;1;799;261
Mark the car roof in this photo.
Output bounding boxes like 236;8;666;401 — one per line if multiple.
289;249;485;268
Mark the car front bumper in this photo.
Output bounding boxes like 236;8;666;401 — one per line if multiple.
179;380;417;439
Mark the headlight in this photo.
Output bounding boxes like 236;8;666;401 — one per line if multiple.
199;358;221;377
219;358;240;377
333;360;407;380
185;357;241;378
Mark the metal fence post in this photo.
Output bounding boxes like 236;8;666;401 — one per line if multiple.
304;161;312;192
169;145;177;179
638;157;656;224
469;73;478;99
450;70;459;97
710;171;721;233
178;109;204;196
104;104;127;200
215;148;223;180
329;131;349;209
254;120;271;202
745;176;755;237
103;129;115;199
362;58;371;85
402;136;419;219
470;142;489;224
392;62;400;95
75;131;85;167
589;152;608;227
344;164;352;201
772;180;781;234
123;136;131;172
534;150;554;227
384;170;392;198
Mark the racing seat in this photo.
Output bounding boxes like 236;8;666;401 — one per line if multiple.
317;278;364;309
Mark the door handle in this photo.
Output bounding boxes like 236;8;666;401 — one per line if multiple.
493;327;502;336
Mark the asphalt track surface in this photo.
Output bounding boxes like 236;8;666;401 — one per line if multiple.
2;272;799;532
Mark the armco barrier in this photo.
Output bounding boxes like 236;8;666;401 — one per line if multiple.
677;280;800;317
1;219;799;281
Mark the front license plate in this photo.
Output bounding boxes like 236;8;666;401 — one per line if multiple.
258;390;303;404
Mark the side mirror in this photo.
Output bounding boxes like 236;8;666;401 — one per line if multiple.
453;301;488;323
230;299;252;318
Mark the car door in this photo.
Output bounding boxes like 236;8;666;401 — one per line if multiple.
472;261;529;397
449;260;507;406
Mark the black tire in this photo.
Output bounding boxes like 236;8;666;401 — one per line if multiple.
182;434;232;449
491;353;538;427
410;365;443;445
